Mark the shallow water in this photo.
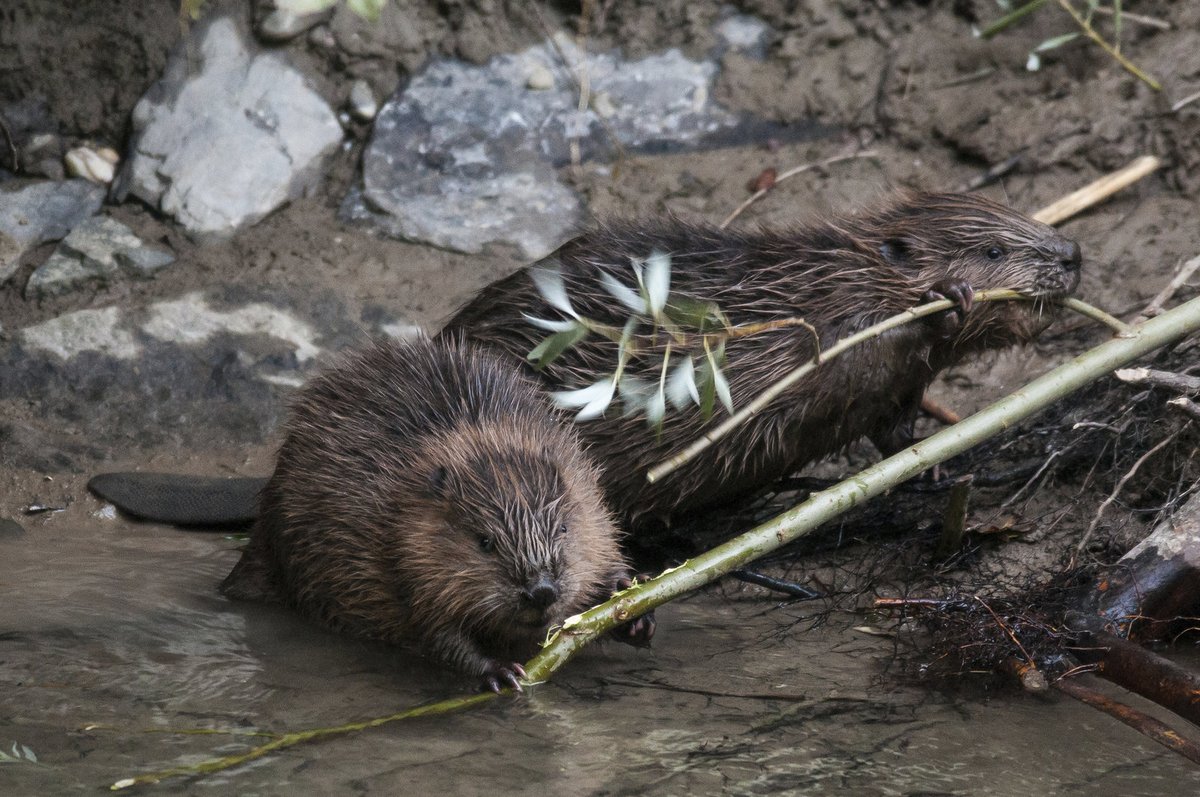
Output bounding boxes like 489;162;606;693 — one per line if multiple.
3;507;1199;795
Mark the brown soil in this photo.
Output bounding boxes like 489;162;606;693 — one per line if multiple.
2;0;1197;580
1;2;1199;787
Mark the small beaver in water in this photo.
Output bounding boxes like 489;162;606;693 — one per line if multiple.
220;338;652;692
446;191;1082;526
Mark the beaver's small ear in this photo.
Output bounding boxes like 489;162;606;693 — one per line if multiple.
880;238;912;268
428;466;448;497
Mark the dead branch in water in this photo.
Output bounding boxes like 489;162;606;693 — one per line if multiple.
1055;675;1200;766
1065;614;1200;728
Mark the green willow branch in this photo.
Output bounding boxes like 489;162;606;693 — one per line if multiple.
646;291;1129;484
113;292;1200;790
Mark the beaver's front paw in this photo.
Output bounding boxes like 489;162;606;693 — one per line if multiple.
480;660;526;693
922;278;974;338
607;574;656;648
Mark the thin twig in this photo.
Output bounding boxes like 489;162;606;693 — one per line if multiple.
112;692;499;789
1031;155;1161;226
1135;254;1200;322
1115;368;1200;395
1169;397;1200;422
1091;5;1171;31
600;677;811;702
729;568;821;600
974;595;1036;668
1053;0;1161;91
0;112;18;173
920;396;962;425
1056;675;1200;766
1060;297;1133;335
1074;429;1182;561
719;150;879;229
1172;90;1200;113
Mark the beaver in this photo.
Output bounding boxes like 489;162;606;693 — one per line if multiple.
91;191;1081;535
445;190;1082;526
219;337;652;692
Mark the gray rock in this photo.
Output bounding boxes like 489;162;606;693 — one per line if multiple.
344;32;741;259
116;17;343;239
25;216;175;299
347;79;378;122
1;289;371;468
716;14;771;56
0;179;106;282
258;8;330;43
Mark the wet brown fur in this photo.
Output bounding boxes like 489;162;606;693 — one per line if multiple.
221;338;629;680
444;191;1082;526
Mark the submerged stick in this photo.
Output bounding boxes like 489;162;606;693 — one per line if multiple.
1055;675;1200;766
1067;617;1200;729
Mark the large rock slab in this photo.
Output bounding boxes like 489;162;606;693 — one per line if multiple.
0;287;432;473
25;216;175;298
0;179;106;282
343;33;744;259
115;17;343;238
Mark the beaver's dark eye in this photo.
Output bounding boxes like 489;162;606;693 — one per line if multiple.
479;535;494;553
557;523;568;538
986;246;1005;261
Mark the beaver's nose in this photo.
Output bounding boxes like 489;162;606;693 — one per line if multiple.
522;576;559;610
1052;238;1082;271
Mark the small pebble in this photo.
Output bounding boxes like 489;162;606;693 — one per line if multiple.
348;79;378;122
526;63;555;91
590;91;616;118
64;147;115;184
307;24;336;49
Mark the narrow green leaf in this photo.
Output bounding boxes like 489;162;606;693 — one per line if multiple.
1033;32;1081;52
617;375;653;417
664;296;725;333
527;323;588;369
978;0;1052;38
347;0;388;21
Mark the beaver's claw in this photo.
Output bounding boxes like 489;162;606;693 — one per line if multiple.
922;277;974;338
481;660;526;693
608;574;656;648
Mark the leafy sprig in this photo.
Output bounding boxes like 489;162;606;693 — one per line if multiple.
525;253;744;428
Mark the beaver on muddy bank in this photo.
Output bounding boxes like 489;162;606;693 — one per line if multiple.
447;190;1082;527
94;190;1082;530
